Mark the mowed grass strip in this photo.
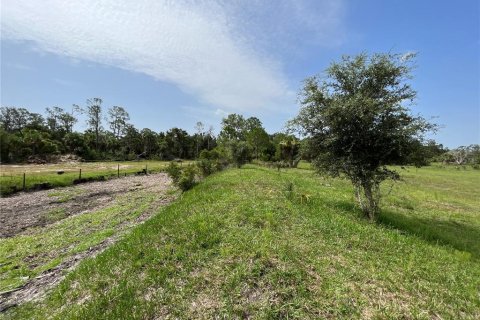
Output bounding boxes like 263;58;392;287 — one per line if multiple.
6;165;480;319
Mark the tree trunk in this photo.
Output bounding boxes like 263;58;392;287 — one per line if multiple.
361;180;379;220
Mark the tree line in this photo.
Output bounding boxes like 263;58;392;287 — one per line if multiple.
0;100;302;164
0;100;473;167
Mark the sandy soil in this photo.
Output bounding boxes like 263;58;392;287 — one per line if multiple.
0;173;175;311
0;173;172;238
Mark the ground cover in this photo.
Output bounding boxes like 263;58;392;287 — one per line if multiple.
4;164;479;319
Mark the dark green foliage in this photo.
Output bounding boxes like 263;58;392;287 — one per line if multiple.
165;162;182;184
405;139;448;167
177;165;197;192
197;159;214;177
229;140;251;168
291;53;434;219
0;103;218;163
199;148;221;160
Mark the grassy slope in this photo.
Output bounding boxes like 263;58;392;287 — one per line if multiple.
5;165;480;319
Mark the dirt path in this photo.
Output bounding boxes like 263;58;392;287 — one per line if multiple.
0;173;175;312
0;173;172;238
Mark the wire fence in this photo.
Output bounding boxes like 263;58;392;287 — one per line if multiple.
0;161;188;196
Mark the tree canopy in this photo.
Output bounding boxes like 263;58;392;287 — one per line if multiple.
290;53;435;219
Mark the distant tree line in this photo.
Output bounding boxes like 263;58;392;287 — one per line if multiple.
0;101;298;164
0;100;472;167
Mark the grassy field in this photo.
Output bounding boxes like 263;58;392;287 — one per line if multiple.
0;161;192;196
4;164;479;319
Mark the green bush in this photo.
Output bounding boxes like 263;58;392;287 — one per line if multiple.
165;162;182;184
197;159;214;177
199;149;221;160
214;159;229;172
230;141;251;168
177;165;197;192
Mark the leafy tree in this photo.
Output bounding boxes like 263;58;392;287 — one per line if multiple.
229;140;251;168
0;107;45;133
206;125;215;150
246;126;271;160
450;146;469;165
85;98;103;151
45;107;63;133
219;114;246;141
63;132;89;157
290;53;434;219
165;127;192;159
108;106;130;139
22;129;59;157
468;144;480;165
446;145;480;165
141;128;158;156
122;124;143;157
46;106;77;136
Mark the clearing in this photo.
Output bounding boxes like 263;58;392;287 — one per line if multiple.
3;164;479;319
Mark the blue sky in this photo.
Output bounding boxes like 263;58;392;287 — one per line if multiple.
1;0;478;148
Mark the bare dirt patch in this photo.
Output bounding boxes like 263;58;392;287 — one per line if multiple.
0;173;175;311
0;173;171;238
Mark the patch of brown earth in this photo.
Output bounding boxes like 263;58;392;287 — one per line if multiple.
0;173;175;311
0;173;171;238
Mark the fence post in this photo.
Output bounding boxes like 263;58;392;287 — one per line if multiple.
118;164;120;178
79;169;82;179
23;172;26;191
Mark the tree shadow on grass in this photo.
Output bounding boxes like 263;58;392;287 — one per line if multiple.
377;209;480;259
324;198;480;259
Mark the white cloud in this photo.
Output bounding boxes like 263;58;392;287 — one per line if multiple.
1;0;344;112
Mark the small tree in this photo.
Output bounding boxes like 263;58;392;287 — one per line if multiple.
290;53;434;219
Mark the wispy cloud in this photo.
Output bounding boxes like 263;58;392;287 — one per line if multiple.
1;0;345;112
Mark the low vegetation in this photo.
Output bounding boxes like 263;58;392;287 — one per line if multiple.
5;164;479;319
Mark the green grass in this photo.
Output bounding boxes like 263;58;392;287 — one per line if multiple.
4;164;479;319
380;165;480;259
0;161;192;196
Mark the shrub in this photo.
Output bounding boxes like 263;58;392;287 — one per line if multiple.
214;159;229;172
197;159;214;177
230;141;251;168
199;149;221;160
177;165;197;192
165;162;181;184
